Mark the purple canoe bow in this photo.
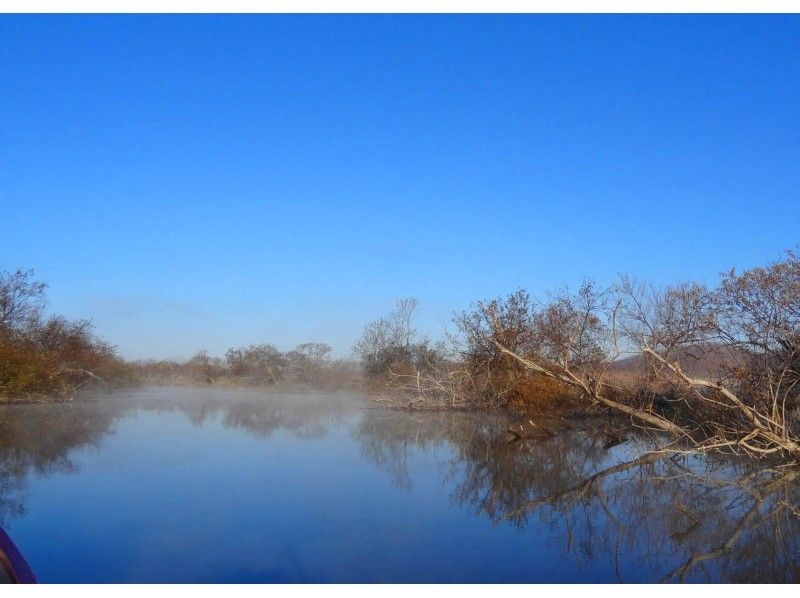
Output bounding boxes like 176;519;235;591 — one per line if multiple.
0;526;36;583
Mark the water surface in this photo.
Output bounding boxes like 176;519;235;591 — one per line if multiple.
0;387;798;582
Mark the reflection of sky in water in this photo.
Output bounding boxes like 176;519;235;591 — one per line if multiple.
0;387;798;582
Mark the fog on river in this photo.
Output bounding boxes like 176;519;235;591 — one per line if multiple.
0;387;798;582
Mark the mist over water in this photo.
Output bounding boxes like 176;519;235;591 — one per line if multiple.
0;387;798;583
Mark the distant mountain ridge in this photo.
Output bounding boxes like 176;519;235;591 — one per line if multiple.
611;345;751;379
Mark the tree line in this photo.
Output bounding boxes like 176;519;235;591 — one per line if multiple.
131;342;360;391
0;269;359;399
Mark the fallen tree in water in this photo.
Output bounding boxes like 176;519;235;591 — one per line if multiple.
488;254;800;461
356;250;800;463
618;256;800;460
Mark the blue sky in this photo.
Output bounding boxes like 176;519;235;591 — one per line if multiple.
1;15;799;360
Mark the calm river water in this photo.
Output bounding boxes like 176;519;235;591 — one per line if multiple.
0;387;798;583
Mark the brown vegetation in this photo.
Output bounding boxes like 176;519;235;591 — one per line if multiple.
0;268;360;399
618;253;800;458
131;342;361;391
356;249;800;463
0;269;128;400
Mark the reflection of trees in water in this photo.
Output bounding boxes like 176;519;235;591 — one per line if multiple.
658;466;799;582
0;390;359;526
133;389;357;440
354;408;800;582
355;410;511;491
501;450;800;582
0;400;131;525
2;391;797;581
219;395;348;439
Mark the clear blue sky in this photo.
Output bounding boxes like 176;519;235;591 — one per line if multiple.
2;15;799;360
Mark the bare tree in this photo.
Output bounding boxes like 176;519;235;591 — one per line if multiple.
453;289;545;408
1;268;127;399
353;298;472;408
0;269;47;332
482;251;800;461
224;343;287;384
353;298;423;378
489;282;686;434
619;251;800;459
294;342;332;365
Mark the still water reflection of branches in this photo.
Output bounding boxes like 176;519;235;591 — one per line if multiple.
0;389;360;525
2;390;799;581
0;399;131;525
130;387;358;439
355;410;515;492
354;408;800;582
